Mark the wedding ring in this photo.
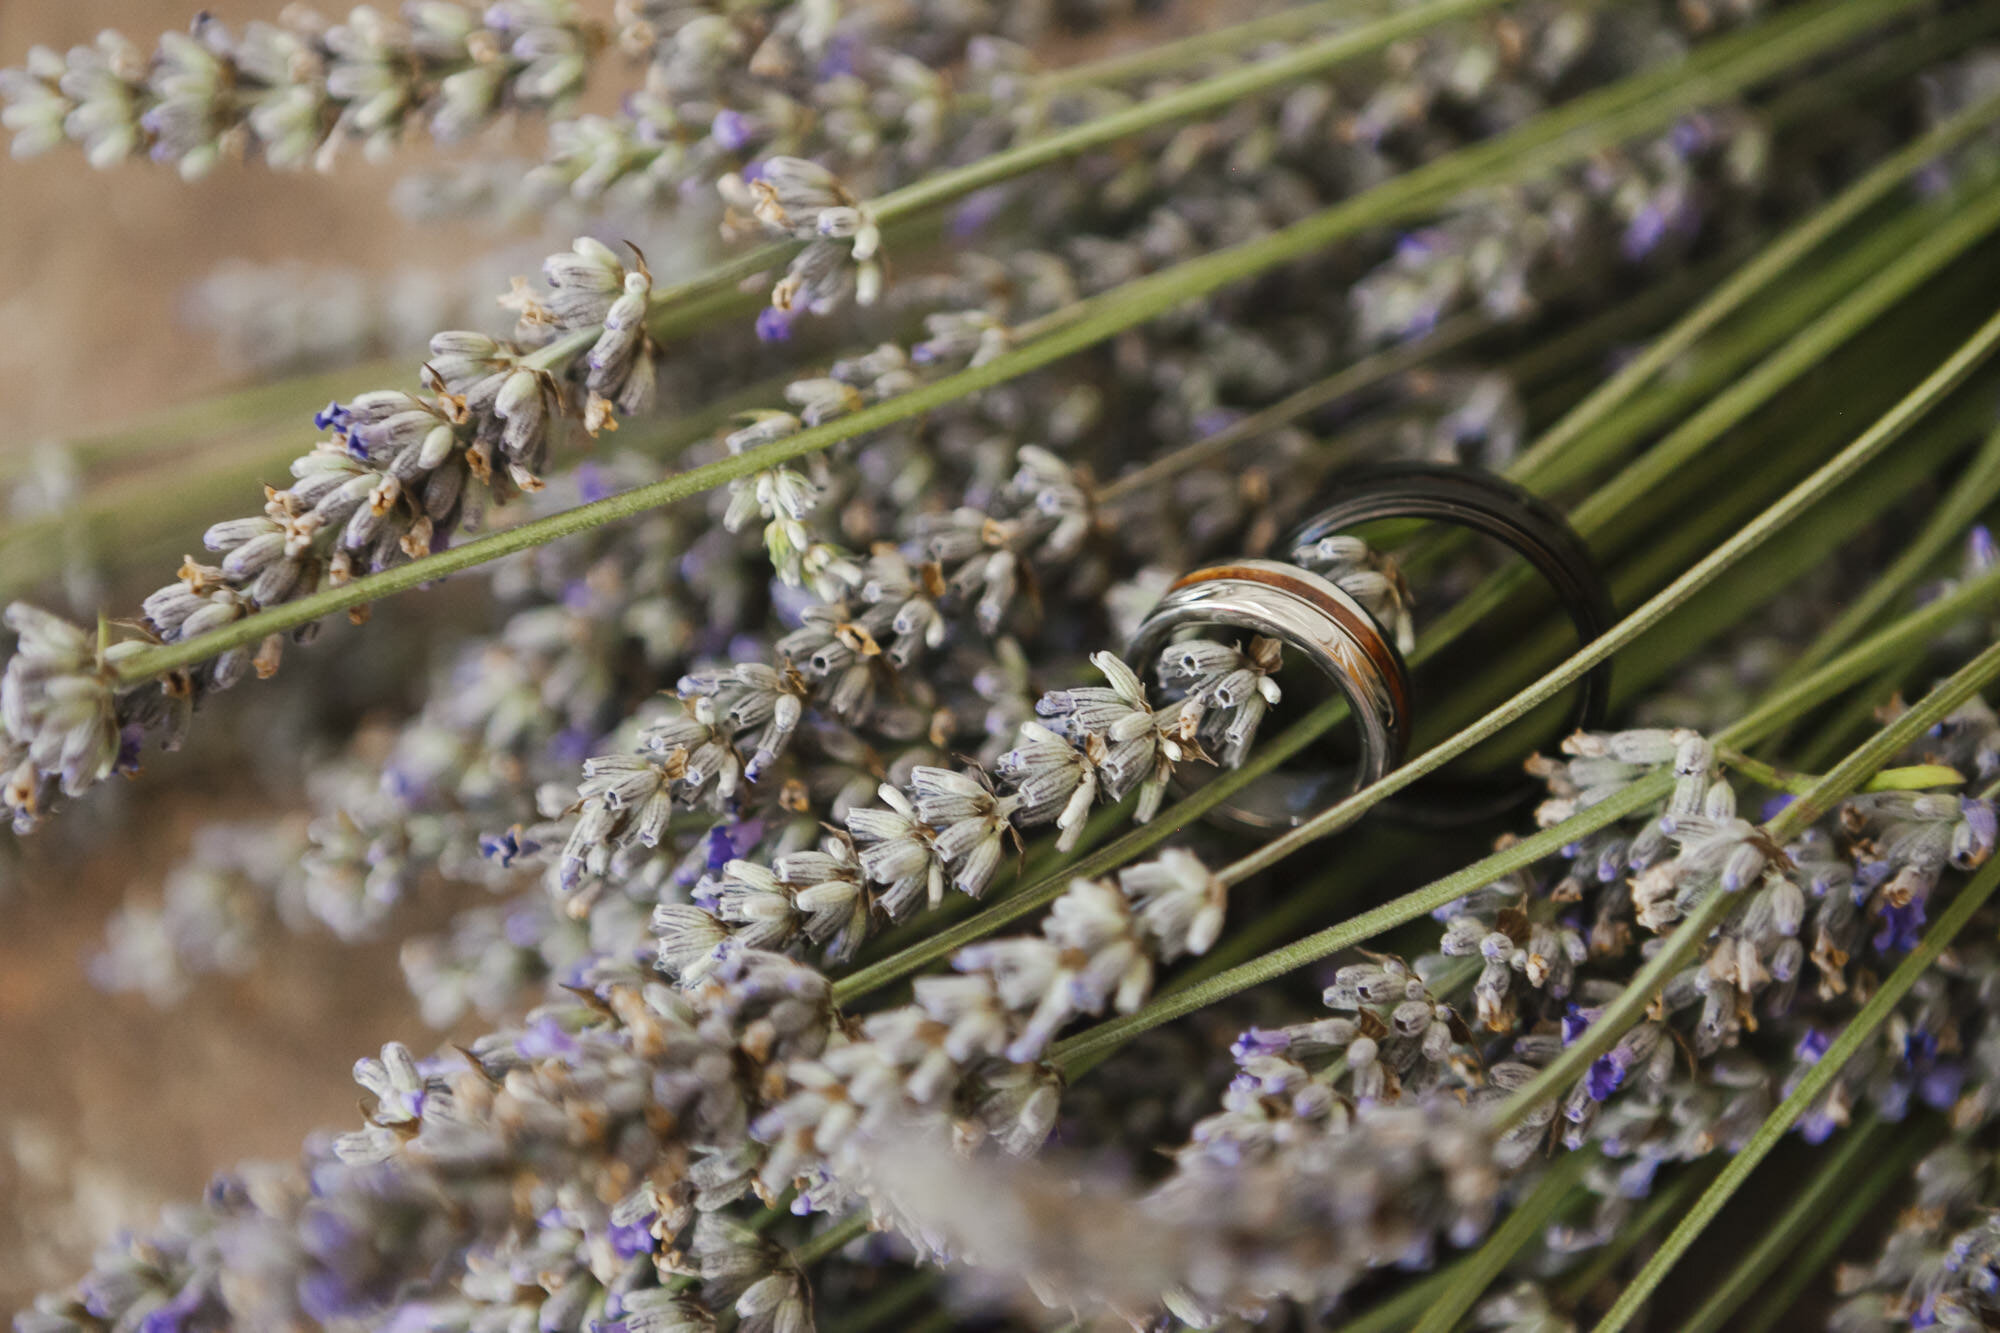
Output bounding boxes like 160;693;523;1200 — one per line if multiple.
1285;461;1614;824
1126;558;1413;832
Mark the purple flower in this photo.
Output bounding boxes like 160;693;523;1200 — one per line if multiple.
1795;1028;1831;1063
115;723;146;774
1873;898;1926;954
1962;797;1997;859
548;726;596;765
711;109;759;152
1561;1004;1594;1046
297;1269;372;1324
1395;230;1440;262
609;1214;657;1259
1585;1052;1625;1101
1621;206;1669;261
1668;116;1712;156
575;460;613;503
1921;1063;1966;1111
381;1305;448;1333
705;823;741;873
80;1267;132;1319
1194;408;1243;439
314;400;348;431
949;186;1010;241
479;825;541;869
1614;1156;1660;1199
516;1012;579;1059
381;763;428;805
756;306;795;343
1905;1029;1940;1065
1231;1027;1291;1060
504;908;545;948
816;34;860;79
1972;524;1998;568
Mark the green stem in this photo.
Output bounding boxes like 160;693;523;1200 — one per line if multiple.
101;0;1931;686
1757;0;2000;130
1735;1127;1939;1333
1725;566;2000;745
1676;1114;1890;1333
0;371;794;603
1097;312;1491;503
1715;745;1962;797
793;1213;870;1268
1326;1153;1683;1333
0;355;406;485
1596;393;1995;713
1495;243;1752;392
1104;245;1735;518
1553;1162;1718;1311
1565;182;2000;536
1406;336;1982;761
820;1271;941;1333
1515;194;1939;503
1328;1267;1460;1333
1035;0;1373;93
1791;657;1916;773
867;0;1515;223
1410;1149;1593;1333
1592;848;2000;1333
1777;637;2000;839
1508;87;2000;488
1787;422;2000;681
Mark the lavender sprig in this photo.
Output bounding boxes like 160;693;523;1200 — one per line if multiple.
0;1;605;177
1;235;662;833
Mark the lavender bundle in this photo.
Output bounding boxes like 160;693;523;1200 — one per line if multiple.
13;0;2000;1329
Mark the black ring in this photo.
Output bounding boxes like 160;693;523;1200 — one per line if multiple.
1282;461;1614;826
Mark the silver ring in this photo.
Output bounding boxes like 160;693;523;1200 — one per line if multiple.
1284;462;1614;825
1126;559;1413;832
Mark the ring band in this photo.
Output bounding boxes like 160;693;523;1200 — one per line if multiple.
1126;558;1413;832
1284;461;1614;825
